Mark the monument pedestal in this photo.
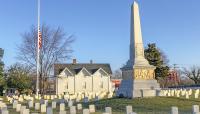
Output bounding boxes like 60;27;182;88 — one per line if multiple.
117;65;161;98
132;80;160;98
117;79;160;98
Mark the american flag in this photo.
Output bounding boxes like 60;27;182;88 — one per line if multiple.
38;29;42;49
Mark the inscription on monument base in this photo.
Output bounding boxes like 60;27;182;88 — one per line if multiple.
134;68;155;80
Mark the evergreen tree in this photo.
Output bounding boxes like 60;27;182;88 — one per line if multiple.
144;43;170;79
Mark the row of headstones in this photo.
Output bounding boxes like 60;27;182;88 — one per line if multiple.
171;105;200;114
7;94;102;104
1;103;137;114
161;89;200;99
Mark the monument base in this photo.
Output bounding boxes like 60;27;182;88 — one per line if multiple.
132;80;160;98
117;79;161;98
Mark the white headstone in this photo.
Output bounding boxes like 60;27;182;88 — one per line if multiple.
126;105;132;114
89;105;95;113
35;103;40;110
47;107;53;114
23;109;30;114
13;100;18;109
186;93;189;99
83;109;90;114
52;101;57;109
193;105;199;114
16;104;21;112
70;106;76;114
28;100;33;108
77;104;82;110
41;104;46;113
171;106;178;114
195;93;199;99
20;106;26;114
2;110;9;114
44;100;48;106
68;100;73;107
60;103;65;111
59;111;67;114
105;107;112;114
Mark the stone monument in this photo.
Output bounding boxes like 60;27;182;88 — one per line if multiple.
117;1;160;98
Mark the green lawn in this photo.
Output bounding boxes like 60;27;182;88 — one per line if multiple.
87;96;200;114
2;96;200;114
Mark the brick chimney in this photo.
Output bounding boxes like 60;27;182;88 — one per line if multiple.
90;60;93;64
72;59;77;64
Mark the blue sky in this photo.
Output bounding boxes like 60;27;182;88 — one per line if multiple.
0;0;200;71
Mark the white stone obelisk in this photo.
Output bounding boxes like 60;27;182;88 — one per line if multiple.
129;1;149;67
117;1;160;98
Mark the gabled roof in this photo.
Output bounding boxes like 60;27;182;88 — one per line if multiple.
93;68;109;76
77;67;92;76
54;63;112;76
59;67;73;76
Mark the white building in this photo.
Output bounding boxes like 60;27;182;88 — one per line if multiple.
54;60;114;99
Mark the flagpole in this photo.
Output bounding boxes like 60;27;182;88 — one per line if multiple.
36;0;40;96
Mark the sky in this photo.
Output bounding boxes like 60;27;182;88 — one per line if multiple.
0;0;200;71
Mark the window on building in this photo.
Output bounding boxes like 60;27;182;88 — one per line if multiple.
83;82;86;89
100;81;103;88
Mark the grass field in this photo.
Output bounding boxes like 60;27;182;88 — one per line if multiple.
1;96;200;114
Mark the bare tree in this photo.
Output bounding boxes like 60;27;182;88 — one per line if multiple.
17;25;74;93
112;69;122;79
182;66;200;84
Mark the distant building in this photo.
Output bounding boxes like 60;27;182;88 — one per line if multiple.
54;59;114;97
167;70;180;86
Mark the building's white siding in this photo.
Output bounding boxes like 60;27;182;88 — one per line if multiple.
56;68;112;95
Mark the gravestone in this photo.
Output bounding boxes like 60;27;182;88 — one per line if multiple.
68;100;73;107
41;104;46;113
77;104;82;110
16;104;21;112
20;106;26;114
60;103;65;111
193;105;199;114
13;100;18;109
47;107;53;114
52;101;57;109
89;105;95;113
126;105;133;114
23;109;30;114
70;106;76;114
2;110;9;114
59;111;67;114
195;93;199;99
35;103;40;110
171;106;178;114
83;109;90;114
28;100;33;108
105;107;112;114
44;100;48;106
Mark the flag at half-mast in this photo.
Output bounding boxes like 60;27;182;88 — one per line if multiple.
38;28;42;49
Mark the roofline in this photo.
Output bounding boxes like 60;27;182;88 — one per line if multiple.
77;67;92;76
